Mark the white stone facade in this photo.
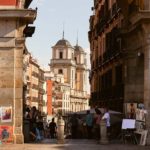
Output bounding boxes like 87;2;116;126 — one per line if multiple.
50;38;89;113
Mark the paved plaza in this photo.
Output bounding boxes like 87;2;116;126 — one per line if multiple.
0;139;150;150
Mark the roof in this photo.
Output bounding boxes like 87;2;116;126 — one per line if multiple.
74;45;84;52
55;39;72;47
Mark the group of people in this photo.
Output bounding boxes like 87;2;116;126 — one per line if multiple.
24;106;57;142
24;106;111;142
69;107;111;140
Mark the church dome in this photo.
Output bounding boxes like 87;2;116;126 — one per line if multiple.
74;45;84;52
55;39;72;47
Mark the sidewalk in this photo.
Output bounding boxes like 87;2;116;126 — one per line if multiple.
0;139;150;150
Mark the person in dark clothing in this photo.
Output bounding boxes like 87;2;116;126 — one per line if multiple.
37;116;44;140
49;118;57;138
30;106;38;141
70;114;78;139
86;110;93;139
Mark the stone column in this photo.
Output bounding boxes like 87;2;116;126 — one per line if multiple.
0;8;36;144
57;117;65;144
144;44;150;145
99;120;109;144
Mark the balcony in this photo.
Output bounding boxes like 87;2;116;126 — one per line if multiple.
96;17;106;35
70;90;87;98
129;0;150;12
103;28;121;63
124;0;150;25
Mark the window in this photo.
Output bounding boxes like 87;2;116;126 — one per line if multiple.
58;69;63;74
59;51;63;59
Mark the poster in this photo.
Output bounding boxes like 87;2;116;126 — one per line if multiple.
136;109;147;122
125;103;137;119
0;126;13;143
135;121;145;132
1;106;12;123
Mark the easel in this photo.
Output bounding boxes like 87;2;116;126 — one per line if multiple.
121;119;138;144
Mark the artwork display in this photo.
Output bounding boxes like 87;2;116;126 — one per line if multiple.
125;103;137;119
1;106;12;122
135;121;146;132
0;126;13;143
136;104;147;122
122;119;136;129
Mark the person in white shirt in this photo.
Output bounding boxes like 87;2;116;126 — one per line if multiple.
102;107;111;138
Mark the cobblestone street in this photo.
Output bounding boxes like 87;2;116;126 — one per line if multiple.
0;140;150;150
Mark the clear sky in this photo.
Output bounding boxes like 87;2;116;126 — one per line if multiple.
26;0;93;69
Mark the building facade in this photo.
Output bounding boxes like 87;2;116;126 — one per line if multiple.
0;0;36;143
89;0;123;111
89;0;150;143
25;55;45;112
50;37;89;113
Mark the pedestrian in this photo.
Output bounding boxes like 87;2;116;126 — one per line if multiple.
70;113;78;139
86;110;93;139
93;108;102;141
29;106;38;141
37;116;44;140
102;107;111;139
77;116;84;138
49;118;57;139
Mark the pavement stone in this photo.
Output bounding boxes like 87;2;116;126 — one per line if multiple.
0;139;150;150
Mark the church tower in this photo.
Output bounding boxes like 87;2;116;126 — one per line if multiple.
50;37;76;89
50;36;89;113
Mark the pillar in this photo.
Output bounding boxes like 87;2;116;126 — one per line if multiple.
57;117;65;144
99;120;109;144
0;0;36;144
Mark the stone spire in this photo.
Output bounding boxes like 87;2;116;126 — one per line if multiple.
62;23;65;39
76;30;78;46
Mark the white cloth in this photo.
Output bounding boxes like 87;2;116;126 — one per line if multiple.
102;112;110;127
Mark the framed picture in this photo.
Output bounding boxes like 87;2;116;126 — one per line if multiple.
1;106;12;123
136;104;147;122
125;103;137;119
135;121;145;132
